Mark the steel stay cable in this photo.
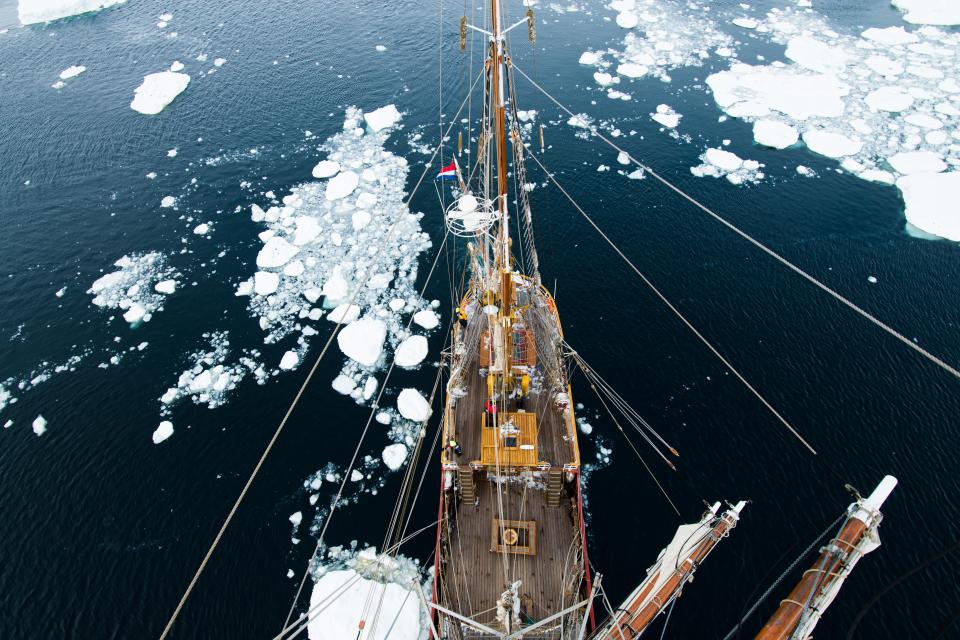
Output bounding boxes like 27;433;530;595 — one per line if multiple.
511;61;960;383
521;144;821;460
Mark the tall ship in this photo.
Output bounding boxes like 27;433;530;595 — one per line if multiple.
159;1;911;638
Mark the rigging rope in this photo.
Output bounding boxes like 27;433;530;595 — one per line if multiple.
511;61;960;383
722;513;845;640
158;70;483;640
521;143;820;457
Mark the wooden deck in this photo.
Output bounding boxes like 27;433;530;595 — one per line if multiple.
437;284;587;638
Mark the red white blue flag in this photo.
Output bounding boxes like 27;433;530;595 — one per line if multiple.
436;160;458;180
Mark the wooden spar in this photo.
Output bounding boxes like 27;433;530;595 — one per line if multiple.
754;476;897;640
592;501;747;639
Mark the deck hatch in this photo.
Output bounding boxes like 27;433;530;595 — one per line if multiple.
491;518;537;556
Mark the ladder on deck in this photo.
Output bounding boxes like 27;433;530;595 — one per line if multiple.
546;470;564;507
457;468;476;504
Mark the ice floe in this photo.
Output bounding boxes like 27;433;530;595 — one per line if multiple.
394;335;427;368
412;309;439;329
130;72;190;115
382;443;408;470
893;0;960;26
59;65;86;80
898;172;960;240
306;547;426;640
753;119;800;149
650;104;681;129
32;415;47;436
311;159;340;179
18;0;125;24
363;104;402;133
152;420;174;443
88;252;179;326
691;148;765;184
397;388;431;422
338;318;387;367
702;5;960;239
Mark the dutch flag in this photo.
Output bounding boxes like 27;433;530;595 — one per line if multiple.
436;159;458;181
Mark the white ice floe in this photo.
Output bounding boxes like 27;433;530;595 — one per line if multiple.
328;304;360;324
375;44;387;52
753;119;800;149
152;420;174;443
88;252;179;326
257;236;300;269
289;511;303;527
130;72;190;115
412;309;438;330
160;195;176;208
32;415;47;436
59;65;86;80
702;3;960;237
338;318;387;367
254;271;280;295
311;160;341;179
19;0;125;24
363;104;402;133
888;150;947;174
213;58;226;67
325;171;360;201
170;61;184;72
382;443;409;471
160;331;262;412
397;388;431;422
898;172;960;240
193;223;210;235
579;51;602;65
279;350;300;370
650;104;681;129
394;335;427;368
893;0;960;26
802;129;862;159
732;17;758;29
306;551;425;640
691;148;765;184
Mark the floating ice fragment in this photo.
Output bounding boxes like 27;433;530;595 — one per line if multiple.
130;72;191;115
289;511;303;527
616;151;630;165
861;26;918;45
160;195;176;208
382;443;408;470
337;318;387;367
616;11;638;28
888;151;947;175
802;129;862;159
397;388;431;422
170;61;184;72
865;86;914;112
311;160;340;179
213;58;226;67
753;119;799;149
898;172;960;240
732;17;758;29
363;104;402;132
59;65;86;80
254;271;280;295
152;420;174;443
332;374;356;394
279;350;299;371
868;275;878;284
328;304;360;324
257;236;300;269
32;415;47;436
892;0;960;25
154;279;176;294
193;223;210;235
579;51;601;65
325;171;360;201
394;335;428;368
413;309;439;329
375;44;387;52
650;104;681;129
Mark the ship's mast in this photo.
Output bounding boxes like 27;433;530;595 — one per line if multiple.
490;0;510;293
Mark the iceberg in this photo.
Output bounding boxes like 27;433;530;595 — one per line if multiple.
32;415;47;436
152;421;174;444
382;443;409;471
59;65;86;80
130;72;190;115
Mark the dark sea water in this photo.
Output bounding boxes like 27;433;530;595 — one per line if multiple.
1;0;959;638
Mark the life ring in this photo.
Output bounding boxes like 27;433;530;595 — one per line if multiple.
503;528;519;545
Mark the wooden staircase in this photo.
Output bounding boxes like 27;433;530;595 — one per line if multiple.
457;467;476;503
546;470;564;507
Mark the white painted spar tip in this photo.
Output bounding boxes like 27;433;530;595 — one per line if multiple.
862;475;898;512
731;500;748;514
